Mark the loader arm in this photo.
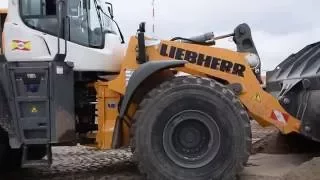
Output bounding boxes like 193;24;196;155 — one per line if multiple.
107;36;301;140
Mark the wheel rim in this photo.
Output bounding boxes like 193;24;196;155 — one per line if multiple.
163;110;221;169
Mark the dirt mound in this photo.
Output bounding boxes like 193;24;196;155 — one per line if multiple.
283;157;320;180
252;132;320;155
250;121;320;155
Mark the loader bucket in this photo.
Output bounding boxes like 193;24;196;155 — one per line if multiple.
266;42;320;142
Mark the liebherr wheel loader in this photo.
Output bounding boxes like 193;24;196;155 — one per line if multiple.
0;0;318;179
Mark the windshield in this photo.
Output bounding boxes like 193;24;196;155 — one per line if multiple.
67;0;121;48
93;0;125;43
94;0;118;34
68;0;118;48
19;0;122;49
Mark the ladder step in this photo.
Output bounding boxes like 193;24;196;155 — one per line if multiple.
21;144;52;168
21;160;51;168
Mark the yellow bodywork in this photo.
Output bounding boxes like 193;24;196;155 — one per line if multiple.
95;82;120;149
95;36;301;149
0;8;7;14
0;9;7;55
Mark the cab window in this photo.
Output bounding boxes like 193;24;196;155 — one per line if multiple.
20;0;58;36
20;0;105;48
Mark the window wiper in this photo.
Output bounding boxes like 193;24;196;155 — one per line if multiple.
93;0;104;33
96;5;125;44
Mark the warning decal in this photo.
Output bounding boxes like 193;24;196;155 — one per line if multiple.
11;40;32;51
270;110;289;124
252;93;262;103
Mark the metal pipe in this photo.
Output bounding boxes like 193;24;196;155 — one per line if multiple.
188;32;215;43
0;14;2;55
205;33;235;45
213;33;235;40
57;0;62;55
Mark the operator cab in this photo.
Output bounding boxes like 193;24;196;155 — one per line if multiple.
20;0;119;48
4;0;125;72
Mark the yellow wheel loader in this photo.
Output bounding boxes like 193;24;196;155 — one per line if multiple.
0;0;317;179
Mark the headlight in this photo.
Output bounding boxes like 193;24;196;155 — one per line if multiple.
245;53;260;69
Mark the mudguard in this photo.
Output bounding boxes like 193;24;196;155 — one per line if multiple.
112;60;186;148
118;60;187;118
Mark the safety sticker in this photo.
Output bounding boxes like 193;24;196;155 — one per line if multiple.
252;93;262;103
107;101;117;109
56;66;64;75
11;40;32;51
31;107;38;113
270;110;289;124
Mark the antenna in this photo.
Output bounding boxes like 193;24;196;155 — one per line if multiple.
152;0;156;37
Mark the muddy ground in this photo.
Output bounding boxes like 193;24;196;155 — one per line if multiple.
2;121;320;180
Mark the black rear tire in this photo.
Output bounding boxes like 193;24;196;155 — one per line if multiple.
131;76;251;180
0;128;9;170
0;128;21;172
0;85;22;171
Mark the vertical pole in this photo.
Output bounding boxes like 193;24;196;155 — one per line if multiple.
0;15;2;54
0;14;2;55
152;0;155;37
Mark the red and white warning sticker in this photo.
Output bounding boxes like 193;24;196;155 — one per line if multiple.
270;110;289;124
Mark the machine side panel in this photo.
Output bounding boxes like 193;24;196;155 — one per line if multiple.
4;23;54;61
49;62;76;144
0;59;76;146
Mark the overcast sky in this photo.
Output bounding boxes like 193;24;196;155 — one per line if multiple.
0;1;7;9
2;0;320;72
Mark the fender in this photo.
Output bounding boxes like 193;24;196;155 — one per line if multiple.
112;60;187;148
119;60;187;118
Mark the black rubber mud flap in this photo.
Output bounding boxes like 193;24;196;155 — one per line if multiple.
112;60;187;148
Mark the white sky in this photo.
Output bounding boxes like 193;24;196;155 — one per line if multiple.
2;0;320;71
0;1;7;9
112;0;320;71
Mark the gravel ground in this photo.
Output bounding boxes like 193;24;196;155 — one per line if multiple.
1;122;297;180
283;157;320;180
3;148;142;180
251;121;277;144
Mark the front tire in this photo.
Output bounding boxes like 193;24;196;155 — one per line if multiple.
131;76;251;180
